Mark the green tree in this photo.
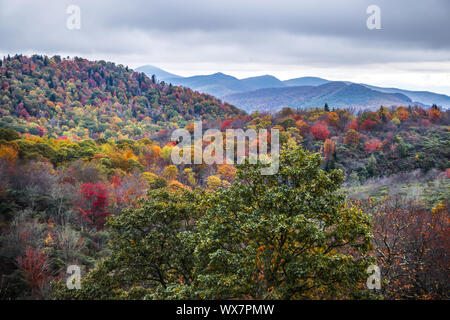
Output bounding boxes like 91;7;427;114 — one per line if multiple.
194;143;373;299
52;188;201;299
0;128;20;141
367;154;377;176
182;168;196;186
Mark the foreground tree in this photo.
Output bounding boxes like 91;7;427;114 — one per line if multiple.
194;143;373;299
53;144;373;299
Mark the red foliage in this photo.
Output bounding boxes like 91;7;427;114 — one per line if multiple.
360;119;377;131
166;141;177;147
77;183;110;230
111;174;124;205
346;119;358;131
364;138;382;153
16;102;30;120
310;121;330;140
220;119;233;130
16;247;49;293
36;126;45;137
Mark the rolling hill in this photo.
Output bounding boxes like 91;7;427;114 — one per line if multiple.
223;82;413;112
0;55;244;140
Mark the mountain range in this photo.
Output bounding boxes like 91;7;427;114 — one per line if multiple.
136;65;450;112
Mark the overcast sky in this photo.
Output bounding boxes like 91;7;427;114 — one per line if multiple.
1;0;449;94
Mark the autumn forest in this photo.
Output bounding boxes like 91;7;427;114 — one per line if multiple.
0;55;448;300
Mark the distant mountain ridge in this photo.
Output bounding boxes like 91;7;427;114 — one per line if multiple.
167;72;255;98
137;64;450;111
241;75;286;89
224;82;413;112
283;76;330;87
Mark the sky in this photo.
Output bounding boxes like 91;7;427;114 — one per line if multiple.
1;0;449;94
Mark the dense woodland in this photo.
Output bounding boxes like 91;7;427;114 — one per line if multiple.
0;55;448;300
0;55;243;140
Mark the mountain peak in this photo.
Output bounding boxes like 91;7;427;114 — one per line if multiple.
209;72;239;80
135;65;182;81
241;75;285;89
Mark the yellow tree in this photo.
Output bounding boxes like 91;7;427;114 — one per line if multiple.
206;175;222;191
326;112;339;127
164;165;179;181
0;144;19;165
344;129;359;146
217;164;236;182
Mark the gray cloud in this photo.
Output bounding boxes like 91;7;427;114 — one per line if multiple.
0;0;449;93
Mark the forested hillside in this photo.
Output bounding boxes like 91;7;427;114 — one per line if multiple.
0;55;243;140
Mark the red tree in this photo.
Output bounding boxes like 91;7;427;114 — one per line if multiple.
365;138;382;153
77;183;110;230
220;119;233;130
17;247;49;295
346;119;358;131
360;119;377;131
310;121;330;140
